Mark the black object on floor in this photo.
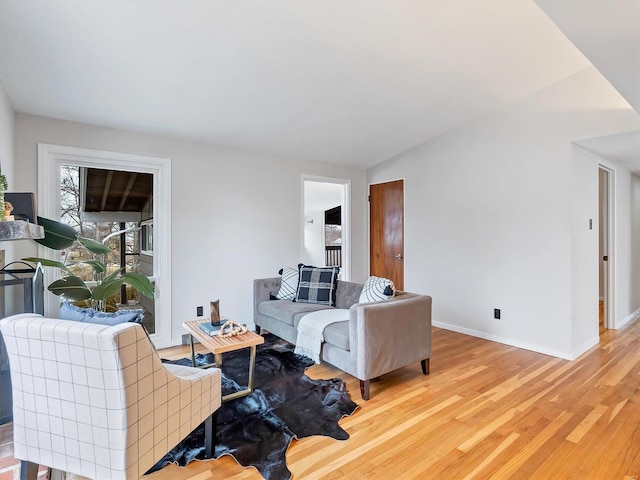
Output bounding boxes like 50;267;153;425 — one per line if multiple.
148;335;358;480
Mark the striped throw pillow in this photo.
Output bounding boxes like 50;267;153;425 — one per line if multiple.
359;276;395;303
276;266;299;300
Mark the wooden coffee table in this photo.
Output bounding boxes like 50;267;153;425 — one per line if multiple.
182;319;265;402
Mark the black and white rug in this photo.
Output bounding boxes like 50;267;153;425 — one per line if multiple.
148;335;358;480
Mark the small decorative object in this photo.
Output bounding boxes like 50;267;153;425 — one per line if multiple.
210;300;220;326
3;201;13;221
218;320;248;338
4;193;37;223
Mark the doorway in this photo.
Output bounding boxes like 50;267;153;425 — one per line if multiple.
37;144;172;348
598;166;613;332
302;176;350;280
369;179;404;290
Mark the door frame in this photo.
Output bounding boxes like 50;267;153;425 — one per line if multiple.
37;143;173;348
598;164;615;330
368;178;405;288
301;175;351;281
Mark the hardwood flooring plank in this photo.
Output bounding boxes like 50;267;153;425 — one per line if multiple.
488;410;574;479
457;408;518;453
459;432;520;480
298;395;465;480
565;403;609;443
599;347;640;387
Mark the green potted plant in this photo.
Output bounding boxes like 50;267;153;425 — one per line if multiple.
0;173;8;218
23;216;154;312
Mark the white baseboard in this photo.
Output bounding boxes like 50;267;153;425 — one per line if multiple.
432;320;597;361
571;337;601;360
615;308;640;329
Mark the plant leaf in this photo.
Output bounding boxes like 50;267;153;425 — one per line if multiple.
92;277;125;301
77;236;112;254
35;217;77;250
22;257;73;274
103;268;124;283
81;259;107;274
122;272;155;298
48;276;92;300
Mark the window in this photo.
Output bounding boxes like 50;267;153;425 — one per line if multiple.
141;219;153;255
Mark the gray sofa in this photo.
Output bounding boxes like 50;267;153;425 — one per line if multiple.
253;277;432;400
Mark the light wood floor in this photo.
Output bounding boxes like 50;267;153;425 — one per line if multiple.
3;321;640;479
149;321;640;480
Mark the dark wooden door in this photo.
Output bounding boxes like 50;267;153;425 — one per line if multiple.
369;180;404;290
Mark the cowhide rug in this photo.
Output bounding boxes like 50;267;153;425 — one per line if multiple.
148;334;358;480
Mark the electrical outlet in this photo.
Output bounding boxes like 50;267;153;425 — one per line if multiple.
494;308;501;320
196;306;203;317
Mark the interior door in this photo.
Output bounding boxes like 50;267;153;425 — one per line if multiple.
369;180;404;290
599;167;609;332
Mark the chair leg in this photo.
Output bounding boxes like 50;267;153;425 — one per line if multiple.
359;380;370;401
204;412;217;459
421;358;430;375
20;460;38;480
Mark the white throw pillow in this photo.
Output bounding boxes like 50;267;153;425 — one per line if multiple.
276;266;299;300
359;276;395;303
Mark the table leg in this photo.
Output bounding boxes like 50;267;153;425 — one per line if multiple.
189;334;196;367
215;353;222;367
248;345;257;392
221;344;259;402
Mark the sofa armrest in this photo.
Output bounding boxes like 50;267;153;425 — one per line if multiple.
253;277;281;325
350;294;432;380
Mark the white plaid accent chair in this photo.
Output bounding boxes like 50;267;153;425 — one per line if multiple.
0;313;222;480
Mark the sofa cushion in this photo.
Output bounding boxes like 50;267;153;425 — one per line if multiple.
295;264;340;306
258;300;332;327
335;280;364;309
276;266;299;300
323;320;350;351
359;276;395;303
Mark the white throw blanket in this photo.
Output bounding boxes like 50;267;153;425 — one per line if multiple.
294;309;350;364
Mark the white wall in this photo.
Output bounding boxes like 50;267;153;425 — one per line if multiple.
631;174;640;318
367;67;640;359
570;146;599;354
302;181;342;267
572;149;640;339
0;79;15;264
13;114;367;345
303;210;326;267
611;166;640;328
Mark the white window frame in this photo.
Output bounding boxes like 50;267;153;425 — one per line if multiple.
37;144;172;348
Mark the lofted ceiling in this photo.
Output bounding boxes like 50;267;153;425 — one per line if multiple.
535;0;640;174
0;1;637;170
535;0;640;115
